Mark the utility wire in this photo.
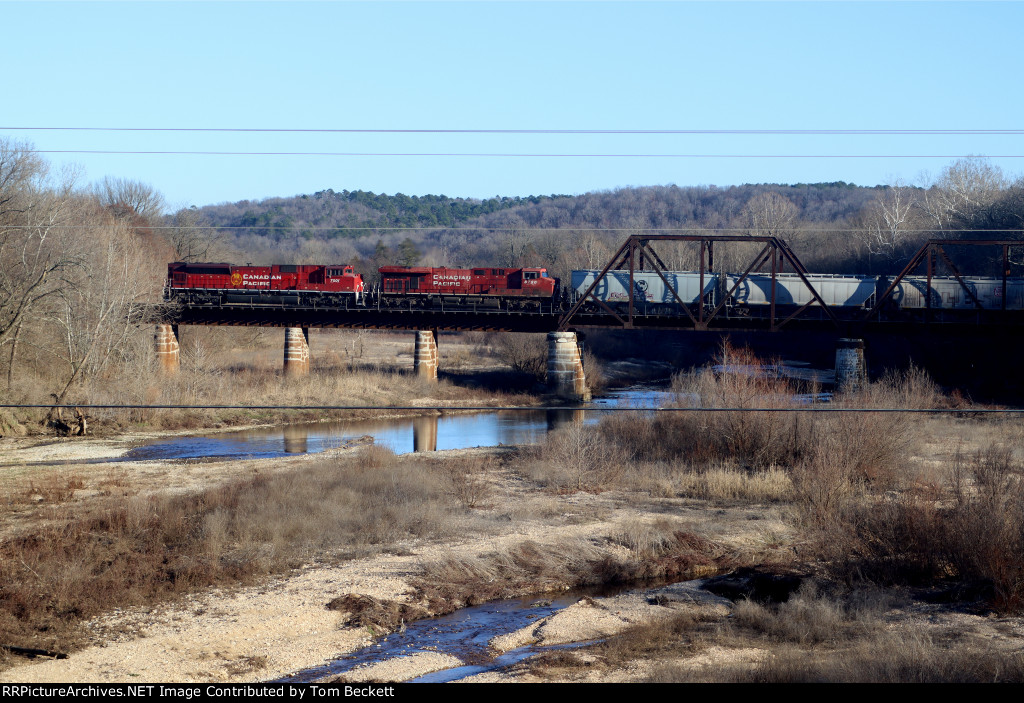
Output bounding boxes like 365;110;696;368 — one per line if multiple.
25;150;1024;158
5;127;1024;135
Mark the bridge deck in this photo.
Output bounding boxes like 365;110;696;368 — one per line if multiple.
152;303;1024;336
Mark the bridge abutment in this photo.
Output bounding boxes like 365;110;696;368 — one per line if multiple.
284;327;311;376
154;324;180;374
547;331;591;401
835;338;867;393
414;330;439;380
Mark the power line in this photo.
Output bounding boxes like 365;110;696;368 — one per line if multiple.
25;150;1024;158
5;127;1024;135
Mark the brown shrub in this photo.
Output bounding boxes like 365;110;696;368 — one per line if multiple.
813;444;1024;612
0;451;461;655
527;421;626;491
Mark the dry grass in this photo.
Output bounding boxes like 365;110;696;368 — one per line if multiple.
410;528;726;616
651;632;1024;683
0;446;466;655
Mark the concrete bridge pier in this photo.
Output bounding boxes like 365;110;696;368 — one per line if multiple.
835;338;867;393
284;327;311;376
547;331;591;402
154;324;180;374
414;330;439;380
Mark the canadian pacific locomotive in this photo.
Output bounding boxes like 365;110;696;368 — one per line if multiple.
378;266;558;310
165;262;365;307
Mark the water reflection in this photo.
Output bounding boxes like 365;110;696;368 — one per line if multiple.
282;424;308;454
545;407;586;431
115;408;559;462
412;415;438;452
105;376;831;464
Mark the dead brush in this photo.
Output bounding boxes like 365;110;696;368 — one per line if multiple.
437;455;491;508
326;593;429;631
814;442;1024;612
411;529;727;616
23;473;86;504
727;582;882;646
528;422;626;492
0;450;464;656
660;633;1024;683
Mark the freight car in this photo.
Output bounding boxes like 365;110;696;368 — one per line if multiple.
569;269;1024;316
570;270;721;314
165;262;364;307
890;276;1024;310
727;273;880;309
377;265;560;310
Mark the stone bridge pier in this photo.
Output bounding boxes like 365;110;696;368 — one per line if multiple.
414;330;439;380
154;324;180;374
284;327;311;376
835;338;867;393
547;331;590;402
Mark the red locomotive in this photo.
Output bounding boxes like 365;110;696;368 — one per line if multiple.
165;262;560;310
378;266;559;310
165;262;364;307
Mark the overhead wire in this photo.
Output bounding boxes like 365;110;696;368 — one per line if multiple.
23;150;1024;159
4;127;1024;135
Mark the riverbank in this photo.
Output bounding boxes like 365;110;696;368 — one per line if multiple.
5;410;1024;683
4;351;1024;683
0;442;780;683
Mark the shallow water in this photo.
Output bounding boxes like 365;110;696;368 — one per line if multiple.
111;385;674;462
5;361;832;466
274;595;588;684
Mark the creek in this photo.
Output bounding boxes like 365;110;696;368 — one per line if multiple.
110;385;675;462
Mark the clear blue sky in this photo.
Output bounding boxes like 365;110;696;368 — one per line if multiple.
2;1;1021;210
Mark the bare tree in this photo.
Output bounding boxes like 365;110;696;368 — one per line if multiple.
742;191;799;239
47;215;157;405
94;176;165;222
860;180;921;260
920;157;1008;232
167;206;224;262
0;139;83;349
495;214;535;267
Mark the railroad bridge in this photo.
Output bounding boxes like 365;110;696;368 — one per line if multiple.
151;236;1024;400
